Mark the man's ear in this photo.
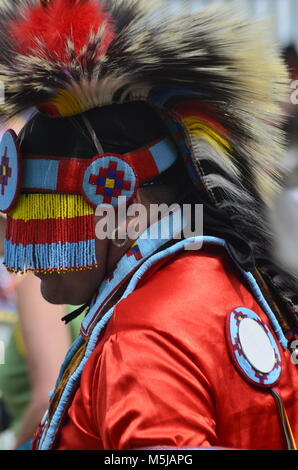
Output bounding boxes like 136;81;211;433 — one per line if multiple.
125;190;149;241
132;190;144;205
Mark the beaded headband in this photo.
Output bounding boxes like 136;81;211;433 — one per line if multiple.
0;122;178;274
0;129;178;213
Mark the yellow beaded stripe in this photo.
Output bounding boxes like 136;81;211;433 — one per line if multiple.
5;193;98;274
9;193;94;221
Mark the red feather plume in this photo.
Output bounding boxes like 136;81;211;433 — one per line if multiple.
9;0;115;62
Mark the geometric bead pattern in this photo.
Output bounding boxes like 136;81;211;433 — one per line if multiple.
83;156;137;208
0;130;20;213
126;241;143;261
0;146;12;195
89;160;132;204
227;307;282;388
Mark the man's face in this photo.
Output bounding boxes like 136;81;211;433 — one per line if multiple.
32;194;146;305
34;220;110;305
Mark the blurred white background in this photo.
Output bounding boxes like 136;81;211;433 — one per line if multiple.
168;1;298;277
165;0;298;47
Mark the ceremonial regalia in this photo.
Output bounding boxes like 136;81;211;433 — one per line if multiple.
0;0;297;450
52;246;298;450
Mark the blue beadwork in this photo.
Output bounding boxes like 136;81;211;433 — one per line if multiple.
38;235;288;449
228;307;282;387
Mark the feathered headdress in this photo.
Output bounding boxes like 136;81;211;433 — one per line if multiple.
0;0;297;335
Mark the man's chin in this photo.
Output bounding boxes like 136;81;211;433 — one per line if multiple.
35;268;104;305
39;279;90;305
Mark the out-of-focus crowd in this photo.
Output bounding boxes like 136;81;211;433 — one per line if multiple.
272;45;298;277
0;113;83;449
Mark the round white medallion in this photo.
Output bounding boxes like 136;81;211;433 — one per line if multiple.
238;318;275;373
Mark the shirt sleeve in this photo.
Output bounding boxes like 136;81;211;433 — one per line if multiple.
92;327;219;450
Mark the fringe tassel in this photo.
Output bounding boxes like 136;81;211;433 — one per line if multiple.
271;389;297;451
9;193;94;221
4;193;98;274
61;302;90;325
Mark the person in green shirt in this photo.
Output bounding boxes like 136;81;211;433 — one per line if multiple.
0;273;82;449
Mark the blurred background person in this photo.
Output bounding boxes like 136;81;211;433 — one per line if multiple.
0;272;82;449
0;119;82;450
0;214;18;449
270;43;298;280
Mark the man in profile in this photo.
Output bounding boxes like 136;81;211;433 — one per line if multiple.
0;0;297;450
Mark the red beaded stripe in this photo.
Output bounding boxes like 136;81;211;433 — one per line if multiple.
6;214;95;246
126;146;159;183
21;137;168;194
56;159;84;193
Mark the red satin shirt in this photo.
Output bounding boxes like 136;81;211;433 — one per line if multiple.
54;245;298;450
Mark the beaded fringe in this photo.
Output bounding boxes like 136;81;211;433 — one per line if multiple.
4;193;98;274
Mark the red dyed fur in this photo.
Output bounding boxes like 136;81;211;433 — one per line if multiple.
9;0;115;61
